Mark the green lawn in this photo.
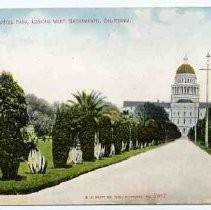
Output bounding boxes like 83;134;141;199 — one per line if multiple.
195;140;211;155
0;139;168;195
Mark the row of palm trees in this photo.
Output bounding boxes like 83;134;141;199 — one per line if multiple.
52;90;181;167
52;90;120;166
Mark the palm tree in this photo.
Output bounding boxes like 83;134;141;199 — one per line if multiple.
137;110;155;147
98;105;121;156
69;90;107;161
122;114;140;150
69;90;106;113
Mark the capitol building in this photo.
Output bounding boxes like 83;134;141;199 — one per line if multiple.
123;56;207;136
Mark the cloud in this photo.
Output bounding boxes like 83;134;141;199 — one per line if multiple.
158;8;206;25
122;8;211;102
134;9;152;22
0;8;211;107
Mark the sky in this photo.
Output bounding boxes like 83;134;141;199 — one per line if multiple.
0;8;211;107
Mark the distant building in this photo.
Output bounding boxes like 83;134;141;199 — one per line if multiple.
170;55;206;136
123;56;208;136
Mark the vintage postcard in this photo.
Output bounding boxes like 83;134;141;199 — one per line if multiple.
0;4;211;206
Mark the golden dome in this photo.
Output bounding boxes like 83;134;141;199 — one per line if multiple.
176;64;195;74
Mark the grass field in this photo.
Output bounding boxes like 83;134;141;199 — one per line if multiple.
195;140;211;155
0;139;167;195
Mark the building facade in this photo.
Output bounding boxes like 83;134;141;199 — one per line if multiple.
170;56;205;136
123;56;207;136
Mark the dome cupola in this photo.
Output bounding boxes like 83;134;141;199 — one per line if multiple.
176;55;195;74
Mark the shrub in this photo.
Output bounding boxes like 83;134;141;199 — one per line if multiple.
28;149;47;174
0;72;29;180
99;117;113;157
52;106;74;168
79;116;96;161
20;124;38;160
113;121;124;154
131;124;138;149
165;122;181;140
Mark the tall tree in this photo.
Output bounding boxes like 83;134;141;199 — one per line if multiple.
0;71;29;180
135;104;155;146
135;102;178;144
52;104;78;168
69;90;107;161
99;104;121;156
26;94;55;137
188;108;211;145
166;122;181;140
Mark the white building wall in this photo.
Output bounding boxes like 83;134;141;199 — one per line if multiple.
170;72;200;136
170;102;199;136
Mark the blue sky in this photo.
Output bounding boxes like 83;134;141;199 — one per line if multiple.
0;8;211;106
0;8;210;36
0;8;134;34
